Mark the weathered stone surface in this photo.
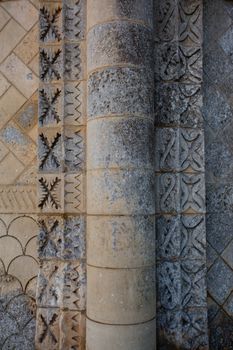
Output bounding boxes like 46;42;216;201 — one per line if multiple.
86;318;156;350
87;265;155;324
87;117;154;169
208;258;233;305
88;67;153;119
87;169;155;215
87;22;153;71
87;0;153;30
87;319;156;350
155;83;203;128
206;212;233;254
87;215;155;268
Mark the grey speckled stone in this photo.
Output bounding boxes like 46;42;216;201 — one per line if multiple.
155;83;203;128
87;22;153;71
87;117;154;170
208;258;233;305
156;215;181;260
209;309;233;350
206;183;233;213
87;0;153;30
87;169;155;215
206;213;233;254
88;67;153;118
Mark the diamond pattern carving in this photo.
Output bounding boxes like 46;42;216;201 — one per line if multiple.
0;2;39;349
0;1;38;212
204;1;233;348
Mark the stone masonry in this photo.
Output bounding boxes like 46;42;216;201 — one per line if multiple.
0;0;233;349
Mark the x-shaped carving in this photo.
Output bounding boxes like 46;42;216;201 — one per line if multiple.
40;88;61;125
39;313;58;344
39;177;61;209
39;132;61;169
40;49;61;81
40;6;62;41
38;219;59;252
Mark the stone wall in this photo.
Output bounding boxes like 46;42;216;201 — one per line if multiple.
204;0;233;348
0;0;39;348
1;1;233;349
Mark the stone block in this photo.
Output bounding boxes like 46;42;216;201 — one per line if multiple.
0;153;24;185
86;318;156;350
62;215;86;260
62;261;86;311
36;260;62;307
155;83;203;128
206;183;233;213
180;173;205;214
0;53;38;99
37;260;86;310
157;308;182;349
14;93;38;132
209;309;233;350
0;186;37;213
181;308;208;350
154;0;178;43
203;82;233;132
180;215;206;260
40;46;63;82
208;258;233;305
87;0;153;30
88;67;153;119
38;174;64;213
156;173;180;214
14;24;38;64
155;42;202;84
0;73;10;98
206;212;233;254
87;265;155;324
64;173;85;214
38;216;63;259
156;215;181;260
87;215;155;268
63;0;86;41
157;261;181;310
87;22;153;71
39;3;62;43
64;126;85;172
181;260;207;308
64;41;85;81
180;128;204;172
38;128;62;172
206;242;218;270
87;116;154;170
60;311;85;350
39;84;63;126
87;169;155;215
64;81;86;126
1;0;38;31
0;7;10;31
222;240;233;270
35;308;60;350
223;292;233;318
0;19;25;64
0;121;36;166
155;127;179;172
0;86;26;129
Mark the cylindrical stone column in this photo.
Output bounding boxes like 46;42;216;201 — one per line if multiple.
86;1;155;349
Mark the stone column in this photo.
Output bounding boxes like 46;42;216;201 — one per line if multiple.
154;0;208;349
86;1;155;349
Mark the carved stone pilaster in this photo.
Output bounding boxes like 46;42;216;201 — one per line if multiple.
36;1;86;349
154;1;208;349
